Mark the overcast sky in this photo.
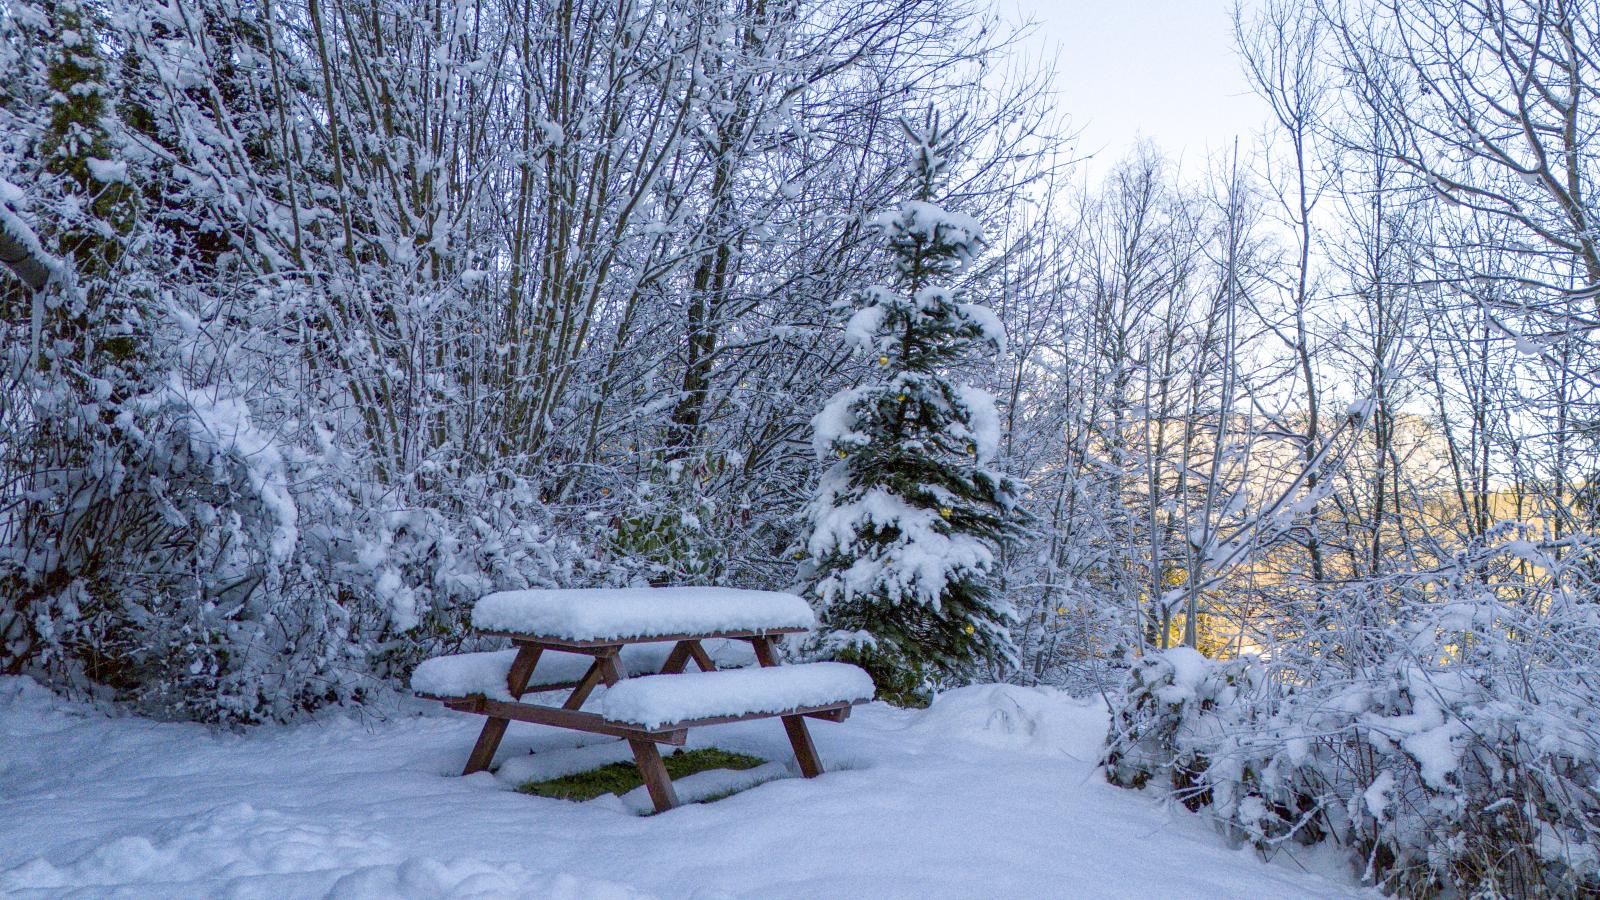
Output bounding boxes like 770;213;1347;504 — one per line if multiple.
1000;0;1268;177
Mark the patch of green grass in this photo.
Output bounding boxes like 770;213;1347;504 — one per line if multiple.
517;747;767;802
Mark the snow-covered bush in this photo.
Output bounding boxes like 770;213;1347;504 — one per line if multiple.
1104;542;1600;896
338;480;603;682
1102;647;1261;803
1286;663;1600;895
0;0;628;722
608;453;728;587
0;364;594;723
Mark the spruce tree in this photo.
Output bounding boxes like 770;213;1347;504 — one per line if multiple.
806;113;1021;705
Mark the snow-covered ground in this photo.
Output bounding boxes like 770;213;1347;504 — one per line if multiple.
0;676;1367;898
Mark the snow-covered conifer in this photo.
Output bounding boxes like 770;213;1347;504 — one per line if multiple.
806;113;1022;705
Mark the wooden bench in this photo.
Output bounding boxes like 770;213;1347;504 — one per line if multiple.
411;639;756;701
593;661;872;811
413;587;874;812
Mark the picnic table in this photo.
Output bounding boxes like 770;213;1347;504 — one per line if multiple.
412;587;874;813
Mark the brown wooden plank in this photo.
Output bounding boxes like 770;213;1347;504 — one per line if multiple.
448;694;858;737
506;645;543;697
462;718;510;776
478;627;806;648
658;641;694;675
686;640;717;672
562;658;606;710
460;642;542;775
629;739;680;813
749;634;780;668
596;653;625;687
782;714;824;778
421;673;850;711
605;700;862;731
454;698;688;745
511;641;623;658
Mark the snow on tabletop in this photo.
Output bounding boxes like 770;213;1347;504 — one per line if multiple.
411;640;758;700
598;662;874;730
472;586;816;640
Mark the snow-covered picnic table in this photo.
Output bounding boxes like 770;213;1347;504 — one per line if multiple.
412;587;874;812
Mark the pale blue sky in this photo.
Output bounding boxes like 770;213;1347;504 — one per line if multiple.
1001;0;1267;174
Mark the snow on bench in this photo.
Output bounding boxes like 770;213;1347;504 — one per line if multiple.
410;640;756;701
598;662;875;730
471;586;816;641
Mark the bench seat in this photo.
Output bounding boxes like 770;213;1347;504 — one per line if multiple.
597;662;874;730
411;640;755;701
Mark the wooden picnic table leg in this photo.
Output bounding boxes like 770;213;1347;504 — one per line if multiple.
596;650;625;687
749;634;780;668
660;639;716;674
462;643;544;775
748;635;826;778
686;640;716;672
659;640;694;675
629;738;679;813
563;657;606;710
781;713;824;778
596;647;681;810
563;644;624;710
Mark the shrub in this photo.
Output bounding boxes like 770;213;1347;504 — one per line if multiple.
1105;547;1600;897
